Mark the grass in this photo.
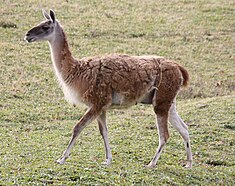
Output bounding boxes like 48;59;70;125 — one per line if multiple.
0;0;234;185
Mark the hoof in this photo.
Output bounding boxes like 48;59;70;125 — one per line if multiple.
56;158;66;165
145;163;156;169
185;161;192;169
101;158;112;166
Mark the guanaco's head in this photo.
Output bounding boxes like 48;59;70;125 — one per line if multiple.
25;9;57;43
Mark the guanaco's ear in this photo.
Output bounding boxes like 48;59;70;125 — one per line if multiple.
49;9;55;23
42;9;50;20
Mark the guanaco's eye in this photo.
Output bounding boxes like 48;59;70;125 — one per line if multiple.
42;25;50;30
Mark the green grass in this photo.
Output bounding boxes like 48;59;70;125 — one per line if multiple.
0;0;234;185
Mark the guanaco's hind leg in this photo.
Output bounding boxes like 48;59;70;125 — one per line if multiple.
169;100;192;168
97;111;112;165
57;107;101;164
146;103;170;168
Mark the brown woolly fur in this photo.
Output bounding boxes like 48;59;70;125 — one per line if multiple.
25;9;193;168
71;54;164;108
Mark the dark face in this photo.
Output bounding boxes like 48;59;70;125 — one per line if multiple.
25;20;55;42
25;10;56;43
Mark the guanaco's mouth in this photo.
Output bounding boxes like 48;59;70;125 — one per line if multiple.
24;31;37;43
24;36;36;43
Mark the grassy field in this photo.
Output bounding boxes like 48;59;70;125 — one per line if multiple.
0;0;234;185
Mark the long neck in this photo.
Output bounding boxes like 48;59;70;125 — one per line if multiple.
48;22;75;82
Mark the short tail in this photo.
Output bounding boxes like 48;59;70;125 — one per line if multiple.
177;64;189;87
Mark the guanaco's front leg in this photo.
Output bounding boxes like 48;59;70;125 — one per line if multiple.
97;111;112;165
57;107;100;164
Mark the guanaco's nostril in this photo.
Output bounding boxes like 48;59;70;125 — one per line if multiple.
26;32;30;36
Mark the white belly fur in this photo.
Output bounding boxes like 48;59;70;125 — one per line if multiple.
61;82;82;106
